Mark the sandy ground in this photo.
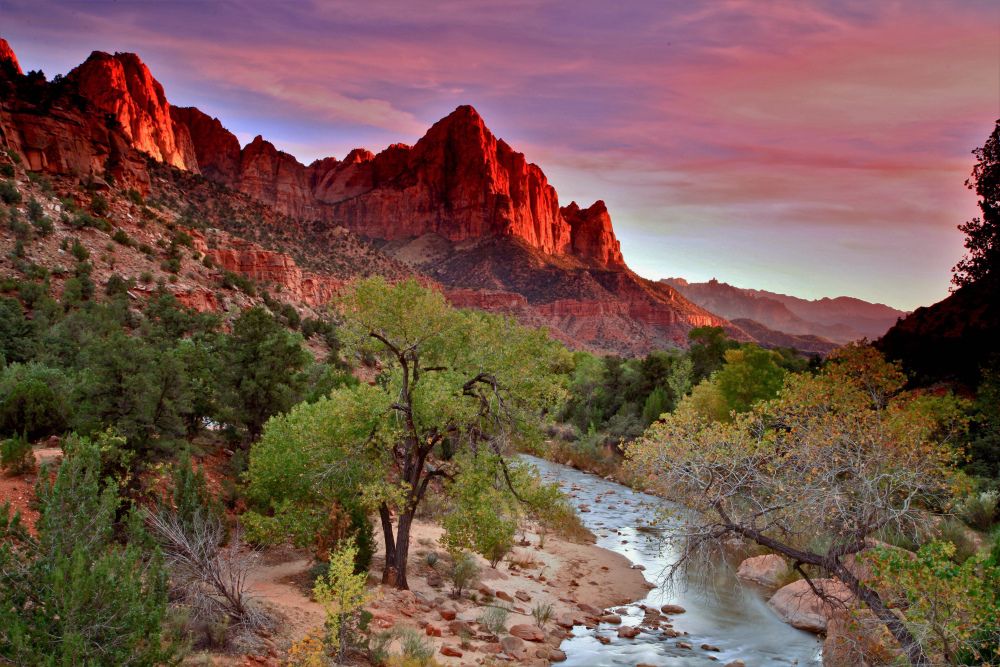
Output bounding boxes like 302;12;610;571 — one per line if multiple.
0;446;63;533
3;447;652;666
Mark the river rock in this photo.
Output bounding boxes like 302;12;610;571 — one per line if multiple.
425;624;442;637
549;648;568;662
660;604;687;615
617;625;641;639
599;614;622;624
510;624;545;642
724;661;746;667
768;578;854;634
515;590;532;602
736;554;790;588
496;590;514;602
438;607;457;621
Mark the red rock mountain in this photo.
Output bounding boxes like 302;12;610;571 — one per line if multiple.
0;38;21;75
0;42;745;353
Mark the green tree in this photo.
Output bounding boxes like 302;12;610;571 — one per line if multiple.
954;119;1000;288
0;362;72;439
248;278;570;590
219;307;309;443
641;386;671;425
0;432;175;665
688;326;737;383
0;297;34;364
714;345;787;413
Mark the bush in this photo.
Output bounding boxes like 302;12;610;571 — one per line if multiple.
0;432;177;664
0;163;13;178
477;603;510;636
532;602;554;629
70;239;89;262
937;517;980;563
90;194;109;216
449;552;480;597
313;537;371;661
26;197;43;222
112;228;132;246
395;627;435;665
0;363;71;440
0;179;20;204
958;490;999;531
0;434;33;474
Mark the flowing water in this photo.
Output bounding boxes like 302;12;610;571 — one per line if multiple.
522;455;823;667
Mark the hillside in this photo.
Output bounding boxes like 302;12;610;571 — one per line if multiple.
0;40;740;355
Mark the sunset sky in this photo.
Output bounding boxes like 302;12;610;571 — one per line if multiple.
4;0;999;310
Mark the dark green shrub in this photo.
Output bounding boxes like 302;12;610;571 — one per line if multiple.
0;432;177;665
70;240;89;262
0;434;33;474
112;228;132;246
0;179;20;205
90;194;109;216
0;163;13;178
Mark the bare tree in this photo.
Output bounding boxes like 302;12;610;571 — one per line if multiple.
145;508;268;633
626;346;966;666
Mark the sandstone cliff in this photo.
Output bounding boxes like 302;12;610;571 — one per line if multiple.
68;51;199;171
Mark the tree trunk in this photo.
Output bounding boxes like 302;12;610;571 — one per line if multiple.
378;503;397;586
830;560;931;666
389;511;413;590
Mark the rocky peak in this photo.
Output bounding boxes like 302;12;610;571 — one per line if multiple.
68;51;198;171
170;106;240;182
562;200;625;267
0;37;22;75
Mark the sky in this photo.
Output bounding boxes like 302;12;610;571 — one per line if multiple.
2;0;999;310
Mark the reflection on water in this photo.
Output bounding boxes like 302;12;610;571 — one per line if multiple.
522;455;823;667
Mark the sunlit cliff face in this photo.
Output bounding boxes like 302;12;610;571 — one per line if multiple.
4;0;998;309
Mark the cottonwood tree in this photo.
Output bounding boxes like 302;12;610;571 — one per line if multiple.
248;278;570;589
626;345;966;666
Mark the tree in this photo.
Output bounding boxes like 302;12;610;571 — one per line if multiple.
688;326;737;383
219;307;309;443
0;362;72;439
865;539;1000;665
0;432;175;665
253;278;566;591
641;386;671;425
313;537;371;661
626;345;966;666
0;297;34;364
336;279;569;588
714;345;786;413
954;119;1000;288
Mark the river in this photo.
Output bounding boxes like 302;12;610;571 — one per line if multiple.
522;455;823;667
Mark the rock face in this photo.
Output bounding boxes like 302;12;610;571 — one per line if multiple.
0;38;21;75
203;239;340;307
68;51;199;171
170;107;241;182
170;102;628;269
736;554;790;588
768;579;854;634
0;41;746;354
562;200;624;267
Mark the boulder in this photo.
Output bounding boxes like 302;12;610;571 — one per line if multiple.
599;614;622;624
500;635;527;659
660;604;687;615
440;644;463;658
736;554;790;588
509;624;545;642
768;578;854;634
495;590;514;602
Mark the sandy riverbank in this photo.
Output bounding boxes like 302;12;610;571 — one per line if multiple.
229;518;652;666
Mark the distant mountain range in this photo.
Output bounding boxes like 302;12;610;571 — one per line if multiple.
662;278;907;345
